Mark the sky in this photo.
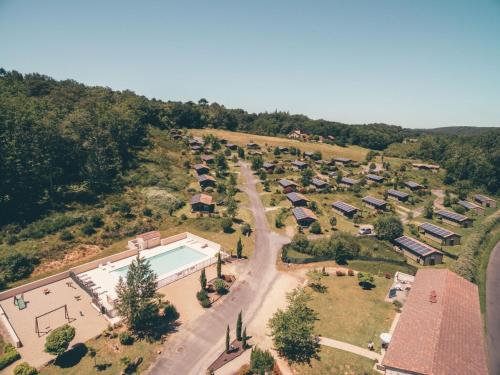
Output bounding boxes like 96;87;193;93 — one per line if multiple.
1;0;500;128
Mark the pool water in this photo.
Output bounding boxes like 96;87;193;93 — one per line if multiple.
113;245;208;279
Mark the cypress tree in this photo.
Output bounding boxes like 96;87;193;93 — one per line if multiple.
236;311;243;341
217;252;222;279
200;268;207;290
242;327;247;349
236;238;243;259
225;325;230;353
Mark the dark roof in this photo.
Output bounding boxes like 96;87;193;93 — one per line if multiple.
340;177;360;185
366;173;384;182
405;181;423;189
191;145;201;150
292;207;317;221
387;189;409;199
278;179;297;188
474;194;495;203
362;196;386;208
311;178;328;187
286;192;309;203
382;269;489;375
304;151;314;156
418;222;460;239
262;162;275;169
201;155;214;161
190;194;213;205
291;160;307;167
193;164;209;171
198;174;216;182
334;157;351;163
394;236;442;257
332;201;358;213
435;209;469;223
458;200;481;210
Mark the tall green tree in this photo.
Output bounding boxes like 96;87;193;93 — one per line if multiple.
236;311;243;341
216;252;222;278
225;325;230;354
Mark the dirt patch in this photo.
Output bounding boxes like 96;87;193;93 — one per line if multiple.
32;244;101;276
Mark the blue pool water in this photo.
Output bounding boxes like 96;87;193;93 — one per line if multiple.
113;245;207;279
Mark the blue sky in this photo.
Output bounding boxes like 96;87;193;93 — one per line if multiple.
1;0;499;128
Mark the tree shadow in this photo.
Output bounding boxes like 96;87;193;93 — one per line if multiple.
359;282;377;290
54;343;88;368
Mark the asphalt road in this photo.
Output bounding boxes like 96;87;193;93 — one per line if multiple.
487;240;500;375
148;161;289;375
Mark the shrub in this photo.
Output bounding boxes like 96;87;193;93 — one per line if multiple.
385;273;392;279
0;345;20;370
163;304;180;323
241;223;251;236
197;289;211;307
347;269;354;276
250;347;275;374
220;218;233;233
119;331;134;345
81;223;96;236
309;222;321;234
335;270;345;276
89;215;104;228
13;362;37;375
200;298;212;308
59;230;74;241
214;279;227;295
393;300;403;312
45;324;75;357
0;252;39;285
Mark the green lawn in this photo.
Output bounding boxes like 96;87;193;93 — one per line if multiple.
308;274;395;350
293;346;377;375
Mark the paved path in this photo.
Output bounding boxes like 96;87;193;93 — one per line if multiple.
148;162;289;375
486;240;500;375
318;337;381;361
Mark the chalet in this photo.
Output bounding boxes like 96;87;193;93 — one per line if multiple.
418;222;461;246
190;145;201;153
412;163;440;172
435;209;473;228
262;162;275;173
327;135;335;142
248;150;263;156
219;138;228;144
193;164;209;175
278;179;298;193
387;189;409;202
278;146;289;153
314;160;325;166
225;143;237;150
366;174;384;184
458;200;484;215
190;194;214;213
393;236;443;265
382;269;488;375
172;133;182;141
288;129;309;141
333;157;352;166
291;160;308;170
286;192;310;207
362;196;387;210
247;142;260;149
303;151;314;159
201;155;214;164
311;178;329;190
339;177;360;188
197;174;216;189
135;231;161;250
474;194;497;208
404;181;424;191
332;201;359;219
292;207;317;227
188;137;204;146
328;171;338;178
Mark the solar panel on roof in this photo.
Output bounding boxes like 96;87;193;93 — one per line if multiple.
387;189;409;198
341;177;359;185
362;196;386;207
292;207;315;221
458;200;479;210
395;236;439;256
332;201;358;213
367;174;383;181
436;210;468;222
419;222;457;238
405;181;422;188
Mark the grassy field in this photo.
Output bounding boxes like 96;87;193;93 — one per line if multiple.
40;330;161;375
292;346;377;375
307;275;395;350
189;128;370;161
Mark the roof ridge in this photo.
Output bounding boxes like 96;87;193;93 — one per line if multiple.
429;269;450;374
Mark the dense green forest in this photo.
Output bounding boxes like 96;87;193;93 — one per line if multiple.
0;69;498;228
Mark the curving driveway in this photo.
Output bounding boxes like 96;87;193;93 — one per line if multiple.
148;162;289;375
487;240;500;375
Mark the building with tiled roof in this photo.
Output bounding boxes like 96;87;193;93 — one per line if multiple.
382;269;488;375
190;194;214;213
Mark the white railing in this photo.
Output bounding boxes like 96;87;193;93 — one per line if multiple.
0;305;21;348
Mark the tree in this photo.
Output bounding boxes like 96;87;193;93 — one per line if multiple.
424;202;434;219
237;147;245;158
236;237;243;259
242;327;248;349
309;221;321;234
226;197;238;218
115;255;158;331
13;362;38;375
329;216;337;229
163;303;180;323
374;215;404;241
225;325;230;354
87;346;97;367
221;217;233;233
300;168;314;186
307;269;324;292
250;347;275;374
236;311;243;341
200;268;207;290
357;272;375;289
217;252;222;278
45;324;76;357
268;288;319;363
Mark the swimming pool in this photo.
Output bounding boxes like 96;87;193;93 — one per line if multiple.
112;245;208;279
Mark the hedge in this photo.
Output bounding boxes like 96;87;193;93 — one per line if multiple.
0;344;21;370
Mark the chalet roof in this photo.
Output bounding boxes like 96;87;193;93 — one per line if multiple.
190;194;213;205
263;162;275;169
193;164;209;171
418;222;460;239
331;201;358;213
334;157;351;163
366;173;384;182
382;269;488;375
340;177;360;185
278;179;297;188
291;160;307;167
387;189;409;199
201;155;214;162
394;236;442;257
362;196;386;208
286;192;310;203
197;174;216;182
474;194;495;203
311;178;328;187
458;200;482;210
405;180;423;189
292;207;317;221
435;209;469;223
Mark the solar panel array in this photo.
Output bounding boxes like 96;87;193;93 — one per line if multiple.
286;192;308;202
458;200;478;210
292;160;307;167
332;201;358;213
312;178;328;186
405;181;422;189
367;174;384;182
341;177;360;185
279;179;296;187
387;189;409;199
362;196;386;207
263;162;274;168
334;157;351;163
292;207;316;221
419;222;457;239
395;236;439;256
436;210;468;222
474;194;489;203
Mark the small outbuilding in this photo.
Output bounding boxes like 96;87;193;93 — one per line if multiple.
362;196;387;210
278;179;298;192
366;173;384;184
286;192;310;207
333;157;352;166
193;164;209;175
404;181;424;191
458;200;484;215
339;177;360;188
311;178;329;190
190;194;214;213
418;222;461;246
435;209;473;228
198;174;216;189
331;201;359;219
393;236;443;265
263;162;276;173
291;160;308;170
474;194;497;208
387;189;409;202
292;207;317;227
201;155;214;164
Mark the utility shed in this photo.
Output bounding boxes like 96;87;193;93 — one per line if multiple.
393;236;443;265
435;210;473;228
418;222;461;246
474;194;496;208
382;269;488;375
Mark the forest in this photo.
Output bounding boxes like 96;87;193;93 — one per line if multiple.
0;69;498;228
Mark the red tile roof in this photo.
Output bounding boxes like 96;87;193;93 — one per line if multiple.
382;269;488;375
190;194;213;205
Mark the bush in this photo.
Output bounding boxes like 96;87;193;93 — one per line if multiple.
81;223;96;236
374;215;404;241
220;218;233;233
163;304;180;323
309;222;321;234
250;347;275;374
119;331;134;345
335;270;345;276
0;252;39;285
214;279;227;295
13;362;37;375
45;324;75;357
197;289;211;308
0;345;20;370
89;214;104;228
59;230;74;241
241;223;251;236
347;269;354;276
